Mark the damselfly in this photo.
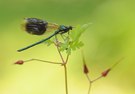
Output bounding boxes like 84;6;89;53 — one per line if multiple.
18;18;72;52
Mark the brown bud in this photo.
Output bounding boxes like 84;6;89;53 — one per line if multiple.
14;60;24;65
83;63;89;74
101;68;111;77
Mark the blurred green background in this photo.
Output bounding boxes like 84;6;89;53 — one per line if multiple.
0;0;135;94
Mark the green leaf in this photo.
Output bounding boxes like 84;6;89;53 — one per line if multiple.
70;23;92;41
44;23;91;54
59;43;68;51
66;48;71;55
67;23;91;52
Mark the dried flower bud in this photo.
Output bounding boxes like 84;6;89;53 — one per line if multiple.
83;63;89;74
14;60;24;65
101;68;111;77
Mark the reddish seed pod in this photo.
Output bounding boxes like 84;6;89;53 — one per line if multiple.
101;68;111;77
83;63;89;74
14;60;24;65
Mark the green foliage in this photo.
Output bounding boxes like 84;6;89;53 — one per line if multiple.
45;23;91;54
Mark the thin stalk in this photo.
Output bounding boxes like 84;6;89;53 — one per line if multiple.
86;74;92;94
64;64;68;94
86;74;91;83
88;83;92;94
24;59;62;65
55;35;65;64
91;76;102;83
56;44;65;63
54;35;68;94
111;57;124;69
56;45;68;94
65;54;69;64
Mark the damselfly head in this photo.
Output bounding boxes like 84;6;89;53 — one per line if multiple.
22;18;48;35
58;25;73;34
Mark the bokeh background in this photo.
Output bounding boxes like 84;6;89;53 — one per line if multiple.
0;0;135;94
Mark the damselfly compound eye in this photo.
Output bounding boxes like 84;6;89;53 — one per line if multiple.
24;18;48;35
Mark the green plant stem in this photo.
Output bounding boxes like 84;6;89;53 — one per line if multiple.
91;76;102;83
54;35;68;94
86;74;92;94
88;83;92;94
55;36;65;64
24;59;62;65
57;47;68;94
111;57;124;69
57;48;68;94
65;54;69;64
56;45;65;63
64;64;68;94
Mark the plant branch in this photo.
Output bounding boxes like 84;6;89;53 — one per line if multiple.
54;35;69;94
85;74;92;94
88;82;92;94
65;53;70;64
91;76;102;83
111;57;124;69
64;64;68;94
24;59;62;65
54;35;65;64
